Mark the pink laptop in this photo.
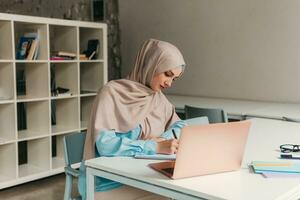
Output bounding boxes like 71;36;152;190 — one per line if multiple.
149;120;251;179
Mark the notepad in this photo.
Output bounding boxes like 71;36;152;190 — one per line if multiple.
134;154;176;160
251;161;300;173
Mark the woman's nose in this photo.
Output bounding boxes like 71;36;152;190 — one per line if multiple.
165;79;172;87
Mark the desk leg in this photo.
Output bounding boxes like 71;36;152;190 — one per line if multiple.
86;167;94;200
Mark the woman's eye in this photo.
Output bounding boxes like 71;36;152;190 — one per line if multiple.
164;71;173;77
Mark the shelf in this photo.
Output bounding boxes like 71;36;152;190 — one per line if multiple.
80;62;104;94
79;59;104;63
51;126;78;136
51;98;79;134
18;137;50;177
52;157;65;169
80;96;94;129
0;62;14;100
15;60;48;63
0;20;13;59
50;60;77;63
80;27;104;60
16;63;49;100
17;130;49;141
50;62;79;96
81;121;88;130
52;133;70;169
49;25;78;59
0;103;16;143
14;22;48;60
0;143;17;182
17;100;50;140
0;13;107;189
80;93;97;97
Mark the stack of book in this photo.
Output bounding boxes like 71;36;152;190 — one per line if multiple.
16;32;40;60
50;51;76;60
251;161;300;178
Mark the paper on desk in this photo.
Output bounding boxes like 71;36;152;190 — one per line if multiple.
262;171;300;178
134;154;176;160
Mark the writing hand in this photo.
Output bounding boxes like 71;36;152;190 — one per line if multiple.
156;139;179;155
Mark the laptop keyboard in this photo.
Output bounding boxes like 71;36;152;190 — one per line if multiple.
161;167;174;174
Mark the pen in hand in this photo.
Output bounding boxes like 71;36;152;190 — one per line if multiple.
172;129;177;139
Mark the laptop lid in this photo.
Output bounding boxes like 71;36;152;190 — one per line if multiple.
149;120;251;179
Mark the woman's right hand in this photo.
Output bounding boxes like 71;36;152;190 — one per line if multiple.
156;139;179;155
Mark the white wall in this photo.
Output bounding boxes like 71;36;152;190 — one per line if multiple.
119;0;300;103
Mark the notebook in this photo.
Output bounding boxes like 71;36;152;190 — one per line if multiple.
134;154;176;160
149;120;251;179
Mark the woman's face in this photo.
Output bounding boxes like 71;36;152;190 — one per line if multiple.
150;68;183;92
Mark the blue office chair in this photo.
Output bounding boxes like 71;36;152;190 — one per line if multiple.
63;132;86;200
184;105;228;123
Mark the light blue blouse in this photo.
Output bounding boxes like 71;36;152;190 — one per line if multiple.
78;120;187;200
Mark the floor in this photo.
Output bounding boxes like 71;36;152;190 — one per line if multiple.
0;173;78;200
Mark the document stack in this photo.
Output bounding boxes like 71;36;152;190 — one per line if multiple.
251;161;300;178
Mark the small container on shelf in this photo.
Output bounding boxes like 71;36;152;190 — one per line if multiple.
50;63;79;98
0;62;14;101
16;63;49;100
0;143;17;183
80;62;105;95
0;103;16;144
49;25;78;60
80;96;95;129
17;100;50;140
14;22;48;60
18;137;50;178
79;27;104;61
0;20;13;60
51;98;79;135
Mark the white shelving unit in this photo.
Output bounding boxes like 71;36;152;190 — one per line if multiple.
0;13;107;189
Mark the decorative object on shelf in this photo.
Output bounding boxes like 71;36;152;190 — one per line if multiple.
82;39;100;60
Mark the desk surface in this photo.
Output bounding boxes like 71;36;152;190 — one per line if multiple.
167;94;300;120
86;157;300;200
86;118;300;200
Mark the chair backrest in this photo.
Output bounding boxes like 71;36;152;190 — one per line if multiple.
63;132;86;166
184;105;228;123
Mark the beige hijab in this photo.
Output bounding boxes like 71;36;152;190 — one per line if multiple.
84;39;186;159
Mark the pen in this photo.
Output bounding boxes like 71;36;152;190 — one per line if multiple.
172;129;177;139
280;154;300;160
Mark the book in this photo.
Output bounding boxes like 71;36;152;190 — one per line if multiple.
57;51;76;58
262;171;300;178
16;36;36;59
134;154;176;160
88;51;96;60
251;161;300;173
26;39;38;60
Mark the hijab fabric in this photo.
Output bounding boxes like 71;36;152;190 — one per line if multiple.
84;39;186;159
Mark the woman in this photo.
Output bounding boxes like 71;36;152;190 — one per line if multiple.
79;38;187;200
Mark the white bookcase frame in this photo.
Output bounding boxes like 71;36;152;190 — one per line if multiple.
0;13;107;189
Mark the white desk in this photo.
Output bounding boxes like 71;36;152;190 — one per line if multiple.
167;94;300;121
245;103;300;121
85;118;300;200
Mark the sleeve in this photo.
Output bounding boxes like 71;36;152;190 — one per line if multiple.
95;125;157;156
160;120;187;140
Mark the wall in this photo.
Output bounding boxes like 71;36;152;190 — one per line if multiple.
0;0;123;80
0;0;91;21
119;0;300;103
